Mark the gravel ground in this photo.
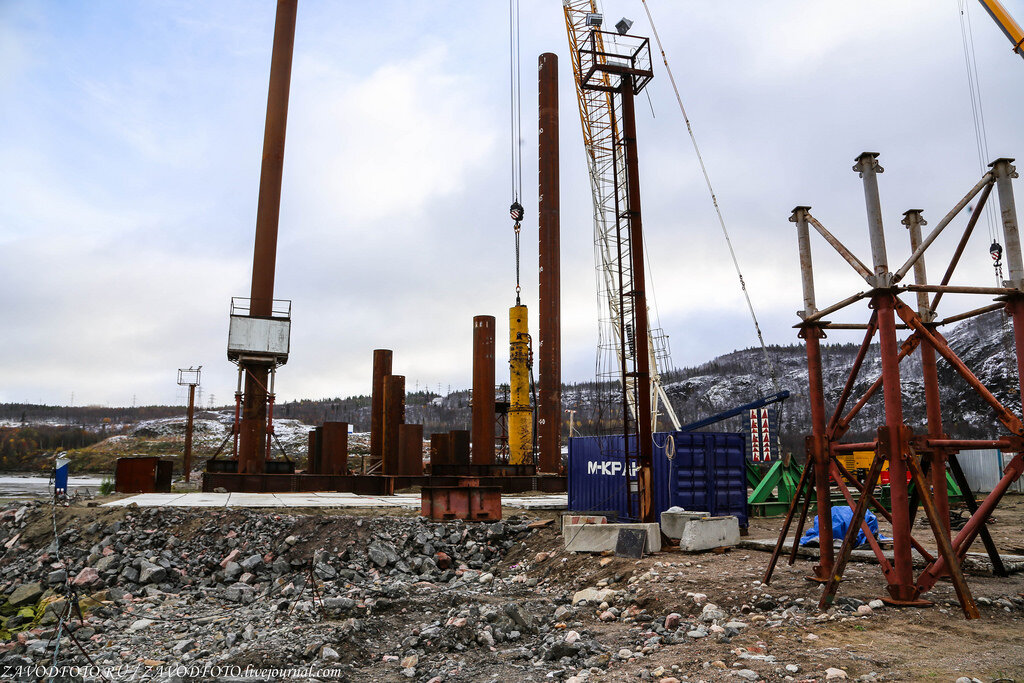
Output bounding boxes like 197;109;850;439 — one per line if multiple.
0;496;1021;683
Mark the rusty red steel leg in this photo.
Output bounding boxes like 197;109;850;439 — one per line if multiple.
802;325;833;581
896;299;1024;434
947;454;1008;576
764;456;813;584
788;474;814;567
370;350;393;473
904;450;980;618
875;295;918;603
826;311;878;436
833;335;921;440
918;451;1024;593
832;456;934;563
828;461;894;578
472;316;496;466
819;429;890;610
537;52;562;475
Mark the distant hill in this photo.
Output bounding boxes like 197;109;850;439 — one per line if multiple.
3;310;1017;470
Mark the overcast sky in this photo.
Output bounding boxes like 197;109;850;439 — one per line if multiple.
2;0;1024;408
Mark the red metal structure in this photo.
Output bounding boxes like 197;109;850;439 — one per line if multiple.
537;52;562;475
369;349;392;473
238;0;297;475
382;375;405;475
472;316;496;465
765;152;1023;619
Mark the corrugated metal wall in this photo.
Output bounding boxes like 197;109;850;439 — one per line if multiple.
567;432;748;526
954;449;1024;494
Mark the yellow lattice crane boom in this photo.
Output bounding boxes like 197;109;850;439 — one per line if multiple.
561;0;681;434
978;0;1024;59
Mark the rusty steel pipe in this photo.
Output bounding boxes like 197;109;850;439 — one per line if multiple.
875;295;916;601
918;451;1024;593
370;349;393;471
895;172;995;283
790;207;816;316
826;311;877;437
620;74;655;523
450;430;471;467
855;152;889;284
238;0;298;474
991;158;1022;287
382;375;405;475
895;299;1024;435
430;433;451;468
183;384;196;482
321;422;349;476
903;210;950;534
538;52;562;475
927;183;993;313
398;424;424;476
802;325;833;578
805;213;874;282
472;316;496;466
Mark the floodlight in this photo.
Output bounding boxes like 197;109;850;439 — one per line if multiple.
615;17;633;35
585;12;603;27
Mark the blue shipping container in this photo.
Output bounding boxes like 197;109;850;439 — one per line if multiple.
567;432;748;528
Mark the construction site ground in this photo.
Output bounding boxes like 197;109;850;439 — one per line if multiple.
0;494;1022;682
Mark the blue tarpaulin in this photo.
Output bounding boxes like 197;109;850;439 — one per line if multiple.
800;505;880;547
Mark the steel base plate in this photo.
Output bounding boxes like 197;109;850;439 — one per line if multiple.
880;596;933;608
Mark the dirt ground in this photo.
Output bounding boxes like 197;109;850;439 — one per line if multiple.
4;493;1023;682
483;498;1024;682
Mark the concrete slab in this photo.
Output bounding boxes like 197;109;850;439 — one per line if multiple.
659;510;710;539
563;522;661;553
102;491;565;510
561;514;607;534
677;516;740;552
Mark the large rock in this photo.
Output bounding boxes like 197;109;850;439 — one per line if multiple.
572;587;616;606
7;583;44;607
368;540;399;567
95;555;120;573
72;568;101;588
138;561;166;584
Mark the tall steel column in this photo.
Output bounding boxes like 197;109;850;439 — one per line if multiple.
238;0;298;474
903;209;949;534
855;153;915;602
619;74;654;522
472;316;496;465
790;206;833;579
382;375;405;475
183;384;196;483
370;349;393;471
538;52;562;474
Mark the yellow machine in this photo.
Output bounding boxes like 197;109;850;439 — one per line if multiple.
508;304;533;464
978;0;1024;59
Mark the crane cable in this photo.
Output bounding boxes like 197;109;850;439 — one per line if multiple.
509;0;525;305
956;0;1003;284
639;0;780;394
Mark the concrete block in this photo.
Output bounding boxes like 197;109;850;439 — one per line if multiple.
659;510;710;540
563;523;661;554
678;516;740;552
560;514;607;534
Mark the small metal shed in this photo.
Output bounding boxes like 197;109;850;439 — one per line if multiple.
115;457;173;494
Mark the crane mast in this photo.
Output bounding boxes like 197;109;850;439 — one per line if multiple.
562;1;681;433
